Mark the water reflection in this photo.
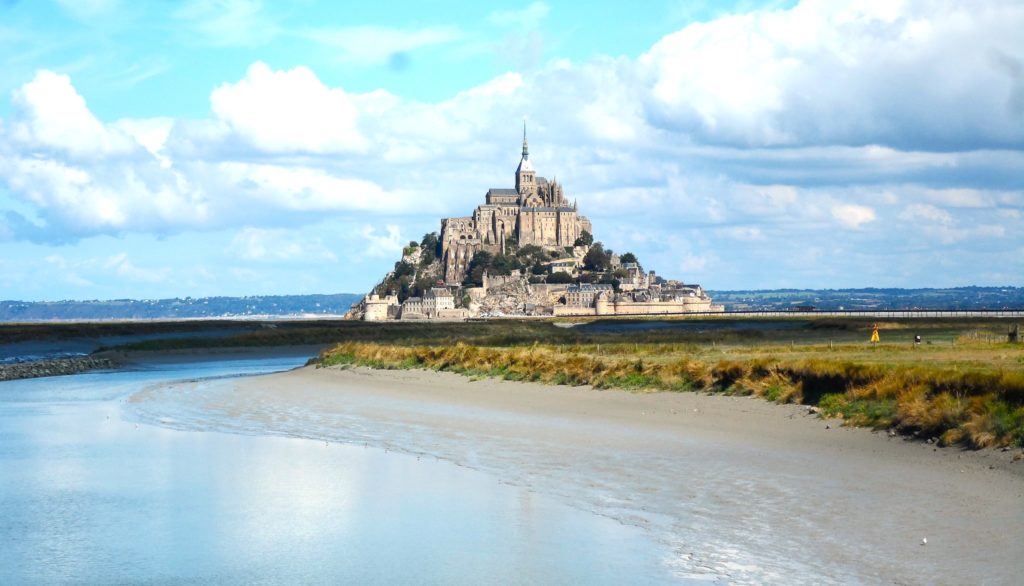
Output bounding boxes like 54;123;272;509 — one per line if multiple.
0;359;681;585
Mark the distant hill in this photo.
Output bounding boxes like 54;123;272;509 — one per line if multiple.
708;286;1024;311
0;294;363;322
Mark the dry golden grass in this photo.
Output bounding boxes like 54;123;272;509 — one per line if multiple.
318;338;1024;449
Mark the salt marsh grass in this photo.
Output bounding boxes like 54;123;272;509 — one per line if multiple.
319;328;1024;448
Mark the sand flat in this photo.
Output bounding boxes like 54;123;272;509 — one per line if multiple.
131;364;1024;584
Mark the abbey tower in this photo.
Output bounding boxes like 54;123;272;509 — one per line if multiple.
440;125;592;284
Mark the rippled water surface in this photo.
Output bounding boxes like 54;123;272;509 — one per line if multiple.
0;358;681;585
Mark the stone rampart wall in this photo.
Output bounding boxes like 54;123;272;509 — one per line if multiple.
0;356;120;382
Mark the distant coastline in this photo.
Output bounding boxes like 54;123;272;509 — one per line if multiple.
2;286;1021;322
0;293;362;322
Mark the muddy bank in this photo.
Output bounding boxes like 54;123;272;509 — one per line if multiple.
128;365;1024;585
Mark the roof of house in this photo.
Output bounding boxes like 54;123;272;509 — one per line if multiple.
567;284;614;292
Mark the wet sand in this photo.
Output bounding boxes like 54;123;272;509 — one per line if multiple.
130;364;1024;585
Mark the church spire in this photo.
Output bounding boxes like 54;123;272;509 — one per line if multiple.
522;120;529;160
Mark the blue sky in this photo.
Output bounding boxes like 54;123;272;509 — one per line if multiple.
0;0;1021;301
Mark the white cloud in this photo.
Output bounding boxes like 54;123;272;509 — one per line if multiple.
359;224;403;258
1;1;1021;294
0;153;207;235
680;252;715;274
174;0;279;47
925;223;1007;245
304;26;463;66
228;227;338;262
104;253;170;283
831;204;876;229
111;117;174;165
208;62;367;154
207;162;402;213
8;70;135;158
0;66;406;239
638;0;1024;149
920;188;994;208
719;226;764;240
44;254;67;269
489;2;550;29
899;203;953;225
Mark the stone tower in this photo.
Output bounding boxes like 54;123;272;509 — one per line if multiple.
515;122;536;197
438;124;592;284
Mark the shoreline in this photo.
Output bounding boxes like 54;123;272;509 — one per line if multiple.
129;363;1024;584
102;344;324;365
314;365;1024;475
0;345;323;382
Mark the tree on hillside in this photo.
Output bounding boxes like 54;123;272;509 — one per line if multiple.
516;244;547;262
491;253;523;275
394;261;415;279
398;278;412;301
462;251;494;287
583;242;611;272
412;276;436;298
419;232;439;265
598;271;622;291
620;252;638;265
574;230;593;247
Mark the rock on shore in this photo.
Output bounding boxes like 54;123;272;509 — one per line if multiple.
0;356;120;381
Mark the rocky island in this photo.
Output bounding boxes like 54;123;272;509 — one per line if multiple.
348;126;723;320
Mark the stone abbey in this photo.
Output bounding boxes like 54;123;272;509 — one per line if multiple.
350;124;722;321
440;124;592;285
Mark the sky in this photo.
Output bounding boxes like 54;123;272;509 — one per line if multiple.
0;0;1021;301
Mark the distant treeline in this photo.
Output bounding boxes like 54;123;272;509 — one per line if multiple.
708;286;1023;311
0;294;363;322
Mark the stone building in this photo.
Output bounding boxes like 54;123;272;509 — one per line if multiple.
400;297;425;319
423;288;455;314
363;293;399;321
565;283;614;307
553;285;722;317
399;287;457;319
618;262;648;291
441;125;592;284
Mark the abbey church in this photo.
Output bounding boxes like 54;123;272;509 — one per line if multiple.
440;125;592;284
349;124;721;321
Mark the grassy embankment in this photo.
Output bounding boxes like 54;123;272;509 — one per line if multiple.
316;318;1024;449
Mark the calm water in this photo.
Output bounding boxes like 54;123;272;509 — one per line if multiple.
0;357;681;585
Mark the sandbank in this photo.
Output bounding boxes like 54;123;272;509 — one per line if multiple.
130;364;1024;584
